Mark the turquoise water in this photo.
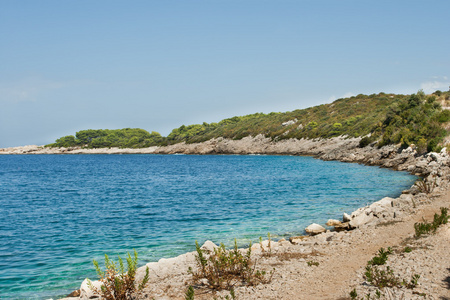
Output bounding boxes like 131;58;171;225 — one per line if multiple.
0;154;417;299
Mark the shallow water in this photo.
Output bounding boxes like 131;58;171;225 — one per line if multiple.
0;154;417;299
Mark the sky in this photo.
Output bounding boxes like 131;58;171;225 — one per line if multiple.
1;0;449;147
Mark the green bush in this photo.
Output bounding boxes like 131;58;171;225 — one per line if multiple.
367;247;392;266
189;240;273;291
89;250;149;300
414;207;448;237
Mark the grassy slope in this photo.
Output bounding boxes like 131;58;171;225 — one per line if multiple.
48;91;450;151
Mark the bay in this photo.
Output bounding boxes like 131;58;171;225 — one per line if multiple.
0;154;417;299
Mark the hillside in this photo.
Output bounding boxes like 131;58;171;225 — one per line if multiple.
47;90;450;152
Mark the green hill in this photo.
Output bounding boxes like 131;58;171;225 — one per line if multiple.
47;90;450;153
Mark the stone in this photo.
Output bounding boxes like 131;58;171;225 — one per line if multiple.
305;223;326;235
200;240;218;252
343;213;351;222
289;235;308;244
66;289;81;297
326;219;342;226
349;212;373;228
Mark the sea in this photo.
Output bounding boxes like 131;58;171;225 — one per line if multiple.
0;154;417;299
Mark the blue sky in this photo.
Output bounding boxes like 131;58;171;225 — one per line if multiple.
1;0;449;147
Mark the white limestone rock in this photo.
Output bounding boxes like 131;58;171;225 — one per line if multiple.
200;240;218;252
349;212;374;228
326;219;342;226
305;223;326;235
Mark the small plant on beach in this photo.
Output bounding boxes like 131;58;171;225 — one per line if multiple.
89;249;149;300
185;285;195;300
367;247;392;266
414;207;449;237
259;233;273;257
350;288;358;300
403;246;412;253
414;177;436;194
350;288;383;300
364;247;420;290
364;265;400;288
189;239;273;291
403;274;420;289
307;260;320;267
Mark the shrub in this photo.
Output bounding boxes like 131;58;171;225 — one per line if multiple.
307;261;319;267
414;207;448;237
359;136;374;148
189;240;273;291
185;286;195;300
367;247;392;266
417;138;428;155
364;247;420;290
364;265;400;288
414;177;436;194
89;250;149;300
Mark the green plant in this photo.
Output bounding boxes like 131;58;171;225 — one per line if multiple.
190;240;273;291
367;247;392;266
364;265;400;288
414;207;449;237
350;288;358;299
415;177;436;194
185;285;195;300
404;246;412;253
307;260;319;267
89;249;149;300
403;274;420;289
359;136;374;148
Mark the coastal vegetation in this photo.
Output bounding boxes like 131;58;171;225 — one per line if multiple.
89;250;149;300
189;240;273;292
47;128;164;148
47;90;450;152
414;207;448;237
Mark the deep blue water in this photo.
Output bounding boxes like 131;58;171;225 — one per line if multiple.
0;154;417;299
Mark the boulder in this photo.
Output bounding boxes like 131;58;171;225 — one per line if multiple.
368;197;394;217
326;219;342;226
200;240;218;252
305;223;326;235
349;212;374;228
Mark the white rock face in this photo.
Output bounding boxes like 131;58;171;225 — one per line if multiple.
305;223;326;235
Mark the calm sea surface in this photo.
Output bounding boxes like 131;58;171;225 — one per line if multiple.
0;154;417;299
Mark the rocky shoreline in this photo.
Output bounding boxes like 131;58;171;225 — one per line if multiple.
3;136;449;299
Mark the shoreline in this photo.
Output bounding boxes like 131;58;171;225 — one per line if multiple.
3;136;449;299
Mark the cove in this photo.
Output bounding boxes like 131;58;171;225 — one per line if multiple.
0;154;417;299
